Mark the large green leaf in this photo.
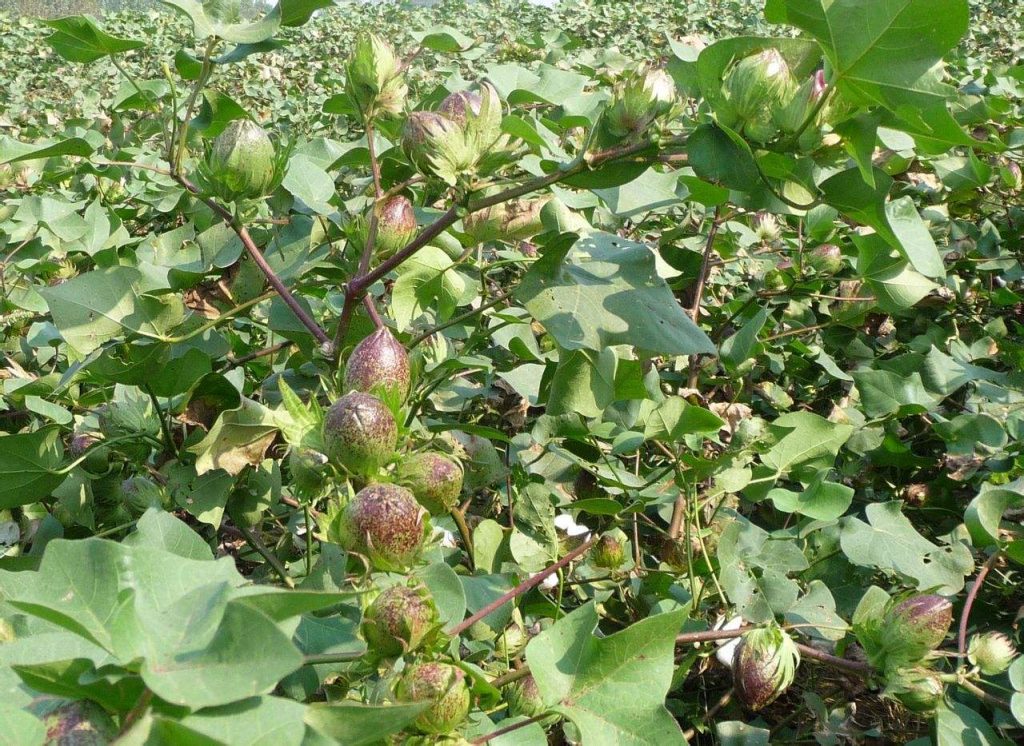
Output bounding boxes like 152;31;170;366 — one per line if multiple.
159;0;282;43
516;232;714;356
526;603;687;745
764;0;969;111
44;15;145;63
304;702;429;745
761;411;853;480
839;501;974;593
41;267;187;356
0;427;65;510
178;696;307;746
0;524;306;710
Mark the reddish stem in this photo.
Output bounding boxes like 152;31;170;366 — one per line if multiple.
448;537;596;637
958;550;1002;659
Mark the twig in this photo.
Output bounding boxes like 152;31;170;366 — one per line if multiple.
451;507;475;572
119;689;153;735
687;207;725;391
958;550;1003;659
793;642;871;676
957;678;1011;711
682;688;733;742
171;173;331;348
366;120;383;199
333;208;381;352
490;666;532;689
471;714;547;744
409;288;515;348
225;340;294;367
236;523;295;588
143;383;178;458
762;321;831;342
447;537;597;637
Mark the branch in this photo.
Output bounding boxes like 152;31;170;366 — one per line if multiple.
171;173;332;348
447;537;596;637
471;715;547;744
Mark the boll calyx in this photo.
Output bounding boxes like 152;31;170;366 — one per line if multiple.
719;48;796;144
968;632;1017;676
396;662;472;735
362;583;438;657
347;31;407;117
397;451;465;515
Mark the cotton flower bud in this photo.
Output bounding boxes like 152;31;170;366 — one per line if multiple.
968;632;1017;675
207;120;277;201
720;48;795;143
606;66;676;137
347;32;407;116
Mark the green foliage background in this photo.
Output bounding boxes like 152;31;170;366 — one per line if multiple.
2;0;1024;743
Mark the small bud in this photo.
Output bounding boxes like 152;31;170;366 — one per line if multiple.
606;66;676;137
506;674;546;719
495;617;528;659
401;111;474;185
753;212;781;243
120;476;168;515
733;626;800;711
362;584;438;657
968;632;1017;675
207;120;277;201
886;669;945;714
806;243;843;274
396;451;464;515
347;32;406;116
322;392;398;475
592;534;624;569
373;195;418;259
441;82;503;157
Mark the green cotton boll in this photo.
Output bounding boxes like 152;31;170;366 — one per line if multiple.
968;632;1017;675
440;81;503;161
721;48;795;142
207;119;277;201
884;668;946;713
401;111;475;185
606;66;676;137
121;476;168;515
347;32;404;114
396;663;472;735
